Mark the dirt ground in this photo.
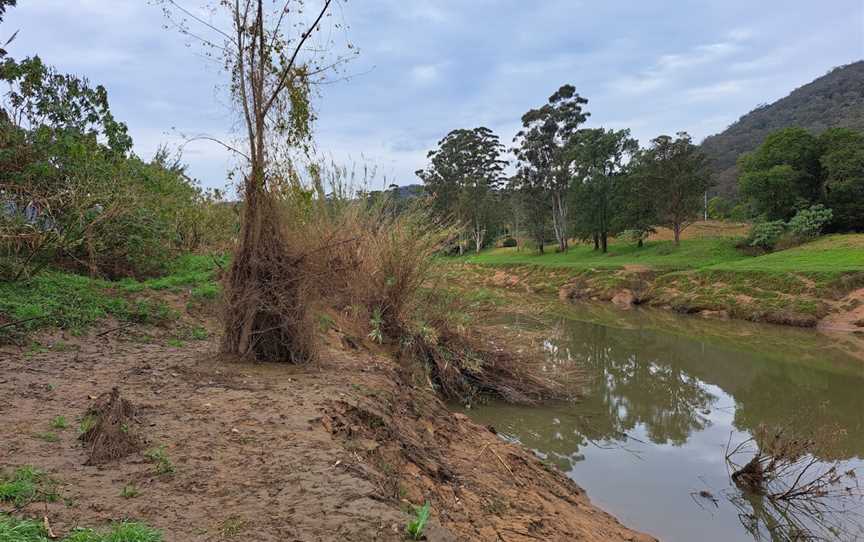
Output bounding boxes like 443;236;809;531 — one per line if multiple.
0;324;654;542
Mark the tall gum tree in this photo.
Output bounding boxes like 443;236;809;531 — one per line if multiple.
514;84;589;253
416;127;507;254
158;0;356;361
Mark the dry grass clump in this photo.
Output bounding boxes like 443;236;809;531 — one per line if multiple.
292;197;563;404
79;387;144;465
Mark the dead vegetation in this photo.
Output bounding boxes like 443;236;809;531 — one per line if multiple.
79;387;145;465
287;198;567;405
725;424;863;540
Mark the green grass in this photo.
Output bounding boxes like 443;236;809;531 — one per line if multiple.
0;515;163;542
467;237;746;270
467;234;864;275
405;501;431;540
0;254;222;341
50;416;68;430
0;467;58;507
143;446;175;475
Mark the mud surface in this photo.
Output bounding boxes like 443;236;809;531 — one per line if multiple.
0;327;652;541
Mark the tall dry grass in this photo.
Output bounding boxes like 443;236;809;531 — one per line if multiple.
269;184;562;403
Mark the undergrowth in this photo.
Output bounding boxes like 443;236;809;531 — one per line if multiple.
0;254;222;343
0;515;162;542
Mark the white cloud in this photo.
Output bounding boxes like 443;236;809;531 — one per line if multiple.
410;63;443;84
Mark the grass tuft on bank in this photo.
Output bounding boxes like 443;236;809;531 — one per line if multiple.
0;254;222;341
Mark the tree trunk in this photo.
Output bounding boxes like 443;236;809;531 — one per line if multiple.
601;232;608;253
673;223;681;245
593;233;599;251
551;191;568;253
637;237;644;248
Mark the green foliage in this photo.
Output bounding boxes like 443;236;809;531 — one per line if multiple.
0;516;162;542
120;484;139;499
513;84;590;252
0;466;57;507
417;127;507;253
788;204;833;240
738;127;822;221
0;57;236;281
748;221;787;250
639;133;712;243
0;254;220;341
707;196;733;220
820;127;864;231
405;501;431;540
0;515;47;542
61;522;163;542
143;446;175;475
701;61;864;195
500;237;517;248
569;128;639;252
50;416;68;430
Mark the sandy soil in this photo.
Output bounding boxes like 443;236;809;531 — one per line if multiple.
0;326;653;542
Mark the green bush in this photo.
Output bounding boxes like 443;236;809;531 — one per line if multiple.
707;196;733;220
748;220;787;250
788;204;833;240
500;237;517;248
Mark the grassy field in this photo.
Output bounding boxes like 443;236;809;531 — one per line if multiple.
468;232;864;276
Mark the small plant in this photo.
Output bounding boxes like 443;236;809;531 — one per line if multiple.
144;445;175;475
0;466;58;507
63;521;163;542
34;432;59;443
121;484;140;499
51;415;68;430
79;414;97;434
368;307;384;344
405;501;431;540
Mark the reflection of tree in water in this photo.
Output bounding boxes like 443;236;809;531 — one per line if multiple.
493;320;719;471
552;320;717;446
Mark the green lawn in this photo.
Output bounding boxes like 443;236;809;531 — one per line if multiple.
466;234;864;275
708;235;864;273
466;237;747;270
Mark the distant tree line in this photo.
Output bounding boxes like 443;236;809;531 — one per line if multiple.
416;84;711;253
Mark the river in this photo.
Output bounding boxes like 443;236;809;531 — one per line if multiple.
463;303;864;541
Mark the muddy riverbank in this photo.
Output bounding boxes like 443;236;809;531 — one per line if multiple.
0;322;653;541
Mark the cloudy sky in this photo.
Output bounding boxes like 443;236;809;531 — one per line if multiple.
5;1;863;192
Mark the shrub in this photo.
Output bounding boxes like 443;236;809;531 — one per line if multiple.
707;196;733;220
500;237;517;248
788;204;833;240
748;220;787;250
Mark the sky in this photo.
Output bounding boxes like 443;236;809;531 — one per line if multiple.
5;1;863;193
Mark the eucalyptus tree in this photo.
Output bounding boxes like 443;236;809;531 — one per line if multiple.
507;169;550;254
416;127;507;253
158;0;356;361
641;133;711;245
569;128;638;253
513;84;589;252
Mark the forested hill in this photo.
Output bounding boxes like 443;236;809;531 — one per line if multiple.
701;60;864;195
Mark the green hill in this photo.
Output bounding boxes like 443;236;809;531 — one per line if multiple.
701;61;864;196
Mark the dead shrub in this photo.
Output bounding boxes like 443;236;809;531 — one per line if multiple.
221;194;317;363
79;387;144;465
725;424;863;540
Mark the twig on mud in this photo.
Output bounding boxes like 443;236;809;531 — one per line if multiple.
0;315;46;330
96;322;135;337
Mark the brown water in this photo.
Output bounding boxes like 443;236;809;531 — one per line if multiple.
463;304;864;541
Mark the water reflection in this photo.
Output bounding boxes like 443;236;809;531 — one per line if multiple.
465;306;864;541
